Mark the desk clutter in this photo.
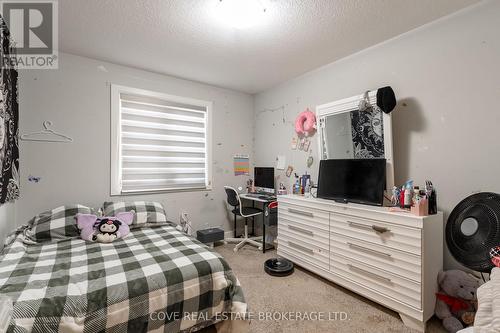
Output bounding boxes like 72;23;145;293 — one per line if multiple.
292;172;312;195
245;193;276;200
390;180;437;216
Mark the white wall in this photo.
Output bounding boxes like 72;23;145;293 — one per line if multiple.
15;52;254;233
254;0;500;269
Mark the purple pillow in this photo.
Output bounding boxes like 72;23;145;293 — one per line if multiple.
76;211;134;242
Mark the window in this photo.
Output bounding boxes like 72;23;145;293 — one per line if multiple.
111;85;212;195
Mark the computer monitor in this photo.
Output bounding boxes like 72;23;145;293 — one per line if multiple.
254;167;275;193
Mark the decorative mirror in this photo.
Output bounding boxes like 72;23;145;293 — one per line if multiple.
316;90;394;190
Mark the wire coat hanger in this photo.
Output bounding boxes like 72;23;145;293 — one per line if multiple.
20;121;73;143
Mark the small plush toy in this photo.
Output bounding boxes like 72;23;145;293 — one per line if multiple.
435;270;480;333
76;211;134;243
490;246;500;267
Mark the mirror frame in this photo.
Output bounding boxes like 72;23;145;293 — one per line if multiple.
316;90;395;191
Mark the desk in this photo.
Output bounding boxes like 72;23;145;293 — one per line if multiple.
239;193;276;253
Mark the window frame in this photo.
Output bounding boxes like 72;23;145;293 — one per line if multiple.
110;84;213;196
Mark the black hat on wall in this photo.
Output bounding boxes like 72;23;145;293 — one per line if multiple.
376;86;396;114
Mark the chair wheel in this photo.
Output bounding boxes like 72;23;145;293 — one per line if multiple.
258;247;263;251
233;248;238;253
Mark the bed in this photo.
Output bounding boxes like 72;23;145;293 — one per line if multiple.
0;224;248;332
470;267;500;332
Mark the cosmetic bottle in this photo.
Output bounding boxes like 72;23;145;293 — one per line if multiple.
413;186;420;205
399;187;405;208
304;179;311;198
404;185;412;208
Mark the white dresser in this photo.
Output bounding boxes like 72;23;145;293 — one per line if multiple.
277;194;443;331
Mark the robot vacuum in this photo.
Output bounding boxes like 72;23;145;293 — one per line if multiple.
264;258;294;277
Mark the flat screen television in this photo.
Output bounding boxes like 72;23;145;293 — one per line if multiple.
317;159;386;206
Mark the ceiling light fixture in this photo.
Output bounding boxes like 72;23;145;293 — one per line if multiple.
212;0;267;30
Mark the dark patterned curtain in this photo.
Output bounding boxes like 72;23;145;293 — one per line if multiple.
0;14;20;203
350;107;384;158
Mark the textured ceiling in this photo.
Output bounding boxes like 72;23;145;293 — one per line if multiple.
59;0;479;94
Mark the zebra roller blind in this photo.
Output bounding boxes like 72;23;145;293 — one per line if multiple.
111;85;212;195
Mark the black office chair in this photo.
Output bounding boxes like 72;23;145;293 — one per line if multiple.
224;186;263;252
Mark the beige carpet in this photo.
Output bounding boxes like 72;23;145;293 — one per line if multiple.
214;244;446;333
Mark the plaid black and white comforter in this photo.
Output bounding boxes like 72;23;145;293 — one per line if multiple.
0;225;247;333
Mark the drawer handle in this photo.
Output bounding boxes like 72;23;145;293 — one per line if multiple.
348;221;372;230
288;225;314;236
288;208;314;217
347;264;392;283
347;242;392;258
371;225;390;234
288;241;314;255
348;221;390;234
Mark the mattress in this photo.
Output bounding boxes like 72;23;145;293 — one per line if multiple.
474;267;500;332
0;225;247;332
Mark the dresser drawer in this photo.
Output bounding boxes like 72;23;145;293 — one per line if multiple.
277;247;329;278
277;233;329;270
330;213;422;255
331;255;422;309
278;202;329;229
279;222;329;251
330;233;421;282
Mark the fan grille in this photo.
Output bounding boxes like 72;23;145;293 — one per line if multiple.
446;192;500;273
